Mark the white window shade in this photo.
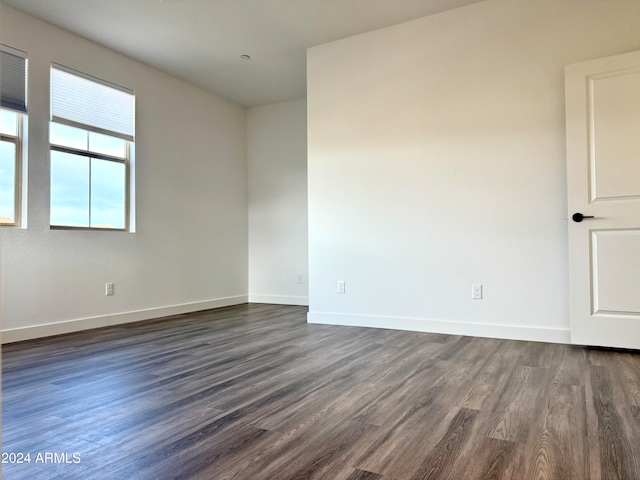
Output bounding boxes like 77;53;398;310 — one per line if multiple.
51;65;134;141
1;46;28;113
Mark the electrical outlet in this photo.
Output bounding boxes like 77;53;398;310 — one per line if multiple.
337;280;346;294
472;284;482;299
106;282;114;296
297;274;304;284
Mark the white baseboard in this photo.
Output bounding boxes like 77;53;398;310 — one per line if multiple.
2;295;249;344
248;294;309;306
307;311;571;344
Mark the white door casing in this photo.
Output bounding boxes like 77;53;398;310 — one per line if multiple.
565;50;640;349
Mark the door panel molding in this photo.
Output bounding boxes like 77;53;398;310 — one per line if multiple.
566;50;640;349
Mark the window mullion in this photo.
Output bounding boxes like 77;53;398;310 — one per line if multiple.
50;144;126;164
0;134;19;143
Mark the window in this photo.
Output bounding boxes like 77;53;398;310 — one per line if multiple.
50;64;134;230
0;45;27;226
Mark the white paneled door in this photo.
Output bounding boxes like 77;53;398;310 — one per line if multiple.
565;50;640;349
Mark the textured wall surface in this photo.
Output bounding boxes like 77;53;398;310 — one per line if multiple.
248;98;308;306
307;0;640;342
1;6;248;338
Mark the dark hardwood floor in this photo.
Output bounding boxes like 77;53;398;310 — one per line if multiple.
2;303;640;479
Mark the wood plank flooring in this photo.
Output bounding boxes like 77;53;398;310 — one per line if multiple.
2;303;640;479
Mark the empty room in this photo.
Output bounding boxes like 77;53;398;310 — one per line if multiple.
2;0;640;479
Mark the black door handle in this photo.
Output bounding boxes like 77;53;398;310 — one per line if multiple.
572;213;594;223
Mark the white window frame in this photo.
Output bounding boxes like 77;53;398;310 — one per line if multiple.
49;131;131;231
49;64;134;231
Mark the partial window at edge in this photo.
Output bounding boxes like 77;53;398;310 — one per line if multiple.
0;45;27;227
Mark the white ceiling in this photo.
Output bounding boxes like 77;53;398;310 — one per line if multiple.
2;0;484;107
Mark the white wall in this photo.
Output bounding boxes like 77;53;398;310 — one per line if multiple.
1;6;248;342
248;98;308;305
307;0;640;343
